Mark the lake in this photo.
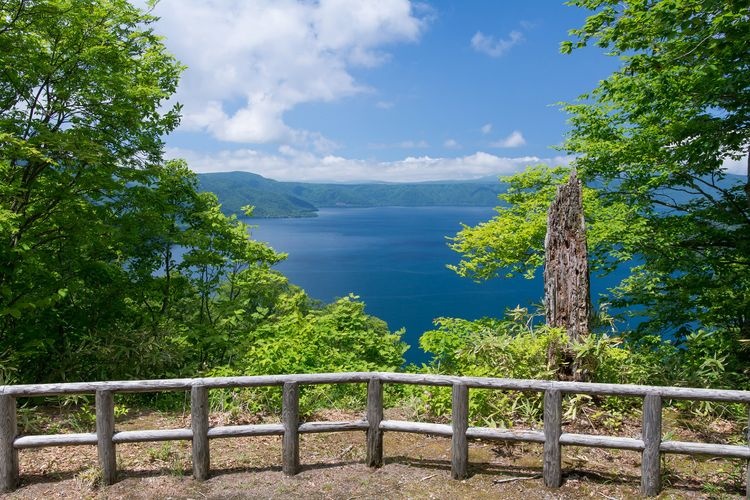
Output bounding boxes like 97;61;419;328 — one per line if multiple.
250;207;625;364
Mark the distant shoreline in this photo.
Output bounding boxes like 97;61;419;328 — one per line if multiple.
198;170;504;218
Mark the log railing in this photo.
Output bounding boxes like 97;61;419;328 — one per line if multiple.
1;372;749;496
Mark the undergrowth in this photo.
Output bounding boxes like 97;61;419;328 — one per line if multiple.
13;307;749;439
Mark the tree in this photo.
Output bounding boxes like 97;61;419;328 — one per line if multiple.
451;0;749;368
449;165;640;286
0;0;182;319
0;0;189;381
0;0;403;384
562;0;750;345
544;170;591;341
449;165;639;378
544;170;591;380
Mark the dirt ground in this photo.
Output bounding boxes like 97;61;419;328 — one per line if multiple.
3;408;747;499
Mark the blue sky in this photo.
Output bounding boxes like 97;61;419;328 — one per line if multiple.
152;1;622;182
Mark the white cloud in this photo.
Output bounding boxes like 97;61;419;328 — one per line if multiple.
480;123;492;135
471;30;523;58
153;0;425;144
376;100;395;109
170;147;573;183
722;154;748;175
443;139;460;149
369;140;429;149
490;130;526;148
400;140;429;148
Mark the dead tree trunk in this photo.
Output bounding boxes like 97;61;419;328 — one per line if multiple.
544;170;591;381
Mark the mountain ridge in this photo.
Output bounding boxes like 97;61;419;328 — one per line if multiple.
198;171;505;217
198;171;747;219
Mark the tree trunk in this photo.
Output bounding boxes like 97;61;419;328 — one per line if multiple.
544;170;591;381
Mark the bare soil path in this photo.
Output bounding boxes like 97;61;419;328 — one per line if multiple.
3;409;745;499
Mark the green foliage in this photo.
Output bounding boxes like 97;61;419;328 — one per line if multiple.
206;288;406;378
67;405;97;433
448;1;750;391
241;293;405;375
417;306;749;424
561;0;750;345
0;1;408;387
448;164;645;282
205;293;406;415
0;0;186;381
420;313;560;379
418;309;563;424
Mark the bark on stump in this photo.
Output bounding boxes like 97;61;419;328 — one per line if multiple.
544;170;591;381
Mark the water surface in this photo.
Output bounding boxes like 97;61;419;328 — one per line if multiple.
251;207;622;364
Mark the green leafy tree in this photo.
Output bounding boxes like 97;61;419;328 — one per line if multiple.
0;0;182;320
0;0;190;380
0;0;279;382
561;0;750;344
449;165;642;284
451;2;749;365
240;293;406;375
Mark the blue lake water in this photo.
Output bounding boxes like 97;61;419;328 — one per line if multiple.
250;207;626;364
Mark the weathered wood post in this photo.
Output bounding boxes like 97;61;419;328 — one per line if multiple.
0;394;18;492
95;390;117;485
745;405;749;498
191;385;210;480
282;382;300;475
543;389;562;488
366;377;384;468
641;394;662;496
544;170;591;380
451;383;469;479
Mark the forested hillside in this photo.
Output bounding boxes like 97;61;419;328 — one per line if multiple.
198;171;504;217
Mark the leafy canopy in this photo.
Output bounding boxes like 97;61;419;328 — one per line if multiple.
0;0;407;384
1;0;184;319
448;165;643;282
561;0;750;339
451;1;749;349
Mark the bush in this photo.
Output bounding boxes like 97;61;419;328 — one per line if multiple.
416;308;750;425
204;293;407;416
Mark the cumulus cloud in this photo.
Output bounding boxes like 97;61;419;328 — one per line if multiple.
443;139;461;149
490;130;526;148
471;30;523;58
152;0;425;145
169;147;573;183
480;123;492;135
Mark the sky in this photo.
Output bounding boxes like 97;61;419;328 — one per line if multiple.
148;0;743;183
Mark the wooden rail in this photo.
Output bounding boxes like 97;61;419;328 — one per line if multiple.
1;372;749;496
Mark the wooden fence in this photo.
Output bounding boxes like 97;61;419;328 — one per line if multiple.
1;372;749;496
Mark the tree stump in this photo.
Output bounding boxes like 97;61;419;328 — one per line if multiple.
544;170;591;380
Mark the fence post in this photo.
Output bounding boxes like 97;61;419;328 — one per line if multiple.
282;382;300;475
0;395;18;493
543;388;562;488
451;382;469;480
746;406;749;499
95;390;117;485
641;393;662;496
366;377;383;468
191;385;210;480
